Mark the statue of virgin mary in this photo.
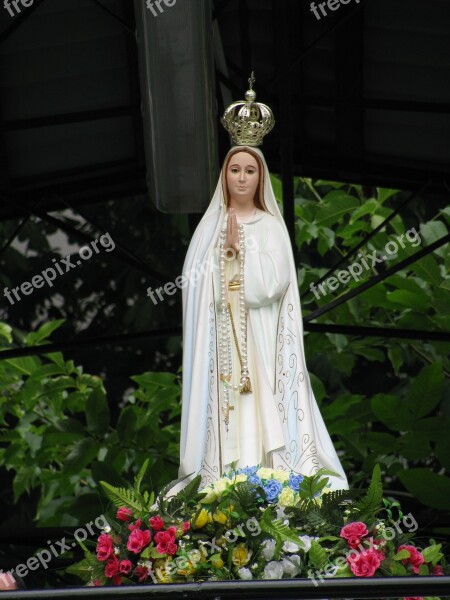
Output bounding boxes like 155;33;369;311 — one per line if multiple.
177;76;348;491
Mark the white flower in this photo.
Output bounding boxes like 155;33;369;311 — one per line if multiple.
103;525;111;533
263;561;284;579
282;541;300;553
261;538;276;561
199;486;218;503
281;554;302;577
275;505;286;520
235;473;248;483
238;567;253;580
298;535;317;552
256;467;274;480
273;469;290;482
214;478;231;495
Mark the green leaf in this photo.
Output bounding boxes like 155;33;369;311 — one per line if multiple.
315;192;360;227
0;323;12;344
377;188;399;203
3;356;40;376
134;458;150;495
259;508;303;560
387;347;403;375
355;463;383;514
100;481;144;513
64;438;98;476
26;320;65;345
371;394;413;431
85;386;110;435
393;549;411;560
398;469;450;510
408;364;444;419
308;540;328;569
66;556;100;583
422;544;443;565
116;405;138;443
386;289;428;311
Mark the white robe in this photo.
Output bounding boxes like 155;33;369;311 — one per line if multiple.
177;147;348;493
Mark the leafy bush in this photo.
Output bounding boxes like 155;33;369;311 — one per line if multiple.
0;321;181;527
282;178;450;513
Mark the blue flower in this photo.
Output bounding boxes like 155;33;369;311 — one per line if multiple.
288;473;304;491
248;474;261;486
263;479;283;503
237;466;258;476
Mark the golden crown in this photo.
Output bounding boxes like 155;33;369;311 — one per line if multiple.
221;72;275;147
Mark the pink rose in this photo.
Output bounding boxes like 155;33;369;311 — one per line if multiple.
404;597;422;600
116;507;133;522
340;522;369;546
134;566;149;582
154;528;177;554
432;565;444;576
112;575;122;586
398;545;424;574
105;556;120;578
127;528;151;553
119;560;133;575
167;525;177;538
128;518;143;532
182;521;190;534
96;533;114;561
149;515;165;531
166;541;178;556
347;548;384;577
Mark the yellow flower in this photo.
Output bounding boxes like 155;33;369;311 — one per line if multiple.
177;563;196;576
193;508;210;529
213;511;229;525
215;536;228;547
153;559;174;583
210;553;224;569
232;543;252;567
235;473;247;483
278;486;296;506
273;469;290;483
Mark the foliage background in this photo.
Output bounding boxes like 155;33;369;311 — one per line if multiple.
0;178;449;586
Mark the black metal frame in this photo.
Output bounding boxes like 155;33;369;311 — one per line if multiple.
1;577;450;599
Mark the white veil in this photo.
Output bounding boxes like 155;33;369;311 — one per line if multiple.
178;146;348;490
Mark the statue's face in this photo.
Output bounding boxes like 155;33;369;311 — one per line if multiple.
226;151;260;205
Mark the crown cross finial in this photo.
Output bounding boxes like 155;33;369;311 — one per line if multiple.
221;72;275;147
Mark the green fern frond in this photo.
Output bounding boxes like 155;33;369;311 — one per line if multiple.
309;540;328;569
66;557;99;583
321;489;358;511
259;508;303;560
134;458;150;496
100;481;144;513
355;463;383;515
233;481;261;510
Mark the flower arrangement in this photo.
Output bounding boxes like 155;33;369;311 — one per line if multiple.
67;462;447;600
